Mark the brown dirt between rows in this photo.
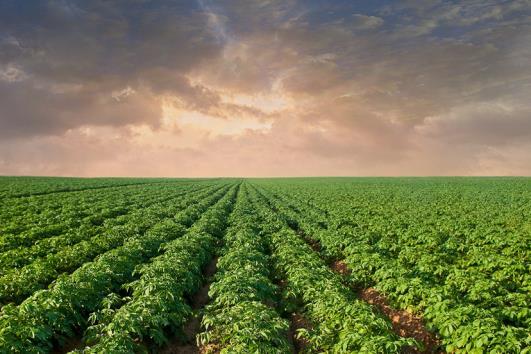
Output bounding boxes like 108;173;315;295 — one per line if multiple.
295;226;442;353
359;287;442;353
330;259;351;276
288;313;311;353
329;260;441;354
275;277;311;354
160;257;219;354
298;230;321;252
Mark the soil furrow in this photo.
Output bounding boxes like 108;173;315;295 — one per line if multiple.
296;228;442;353
160;257;219;354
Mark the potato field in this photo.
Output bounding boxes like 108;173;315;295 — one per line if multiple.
0;177;529;353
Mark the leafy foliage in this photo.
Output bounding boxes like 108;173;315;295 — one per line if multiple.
248;185;415;353
0;177;528;353
75;185;239;353
253;177;531;353
0;181;233;353
199;185;290;353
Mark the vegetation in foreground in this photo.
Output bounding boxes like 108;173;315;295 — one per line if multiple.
0;176;529;353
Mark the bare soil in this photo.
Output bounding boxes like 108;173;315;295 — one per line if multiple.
297;231;321;252
288;313;312;353
330;259;351;276
159;257;218;354
359;288;442;353
288;220;442;353
274;274;311;353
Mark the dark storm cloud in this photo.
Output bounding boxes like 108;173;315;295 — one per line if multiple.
0;0;222;138
1;0;530;175
0;1;218;77
0;79;162;138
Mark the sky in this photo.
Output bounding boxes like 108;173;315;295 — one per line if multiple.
0;0;530;177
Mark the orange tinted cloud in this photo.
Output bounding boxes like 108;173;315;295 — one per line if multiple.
1;1;530;176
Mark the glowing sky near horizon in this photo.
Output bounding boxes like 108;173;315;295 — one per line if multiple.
1;0;530;176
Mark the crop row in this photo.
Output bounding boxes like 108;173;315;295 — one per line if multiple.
0;181;203;242
198;183;290;353
0;183;212;273
74;183;239;353
0;184;236;353
252;179;530;353
247;184;415;353
0;176;173;199
0;183;228;306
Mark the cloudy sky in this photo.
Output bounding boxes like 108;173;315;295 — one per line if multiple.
1;0;530;176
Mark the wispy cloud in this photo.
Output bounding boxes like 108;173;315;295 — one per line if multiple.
0;0;530;176
197;0;232;43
